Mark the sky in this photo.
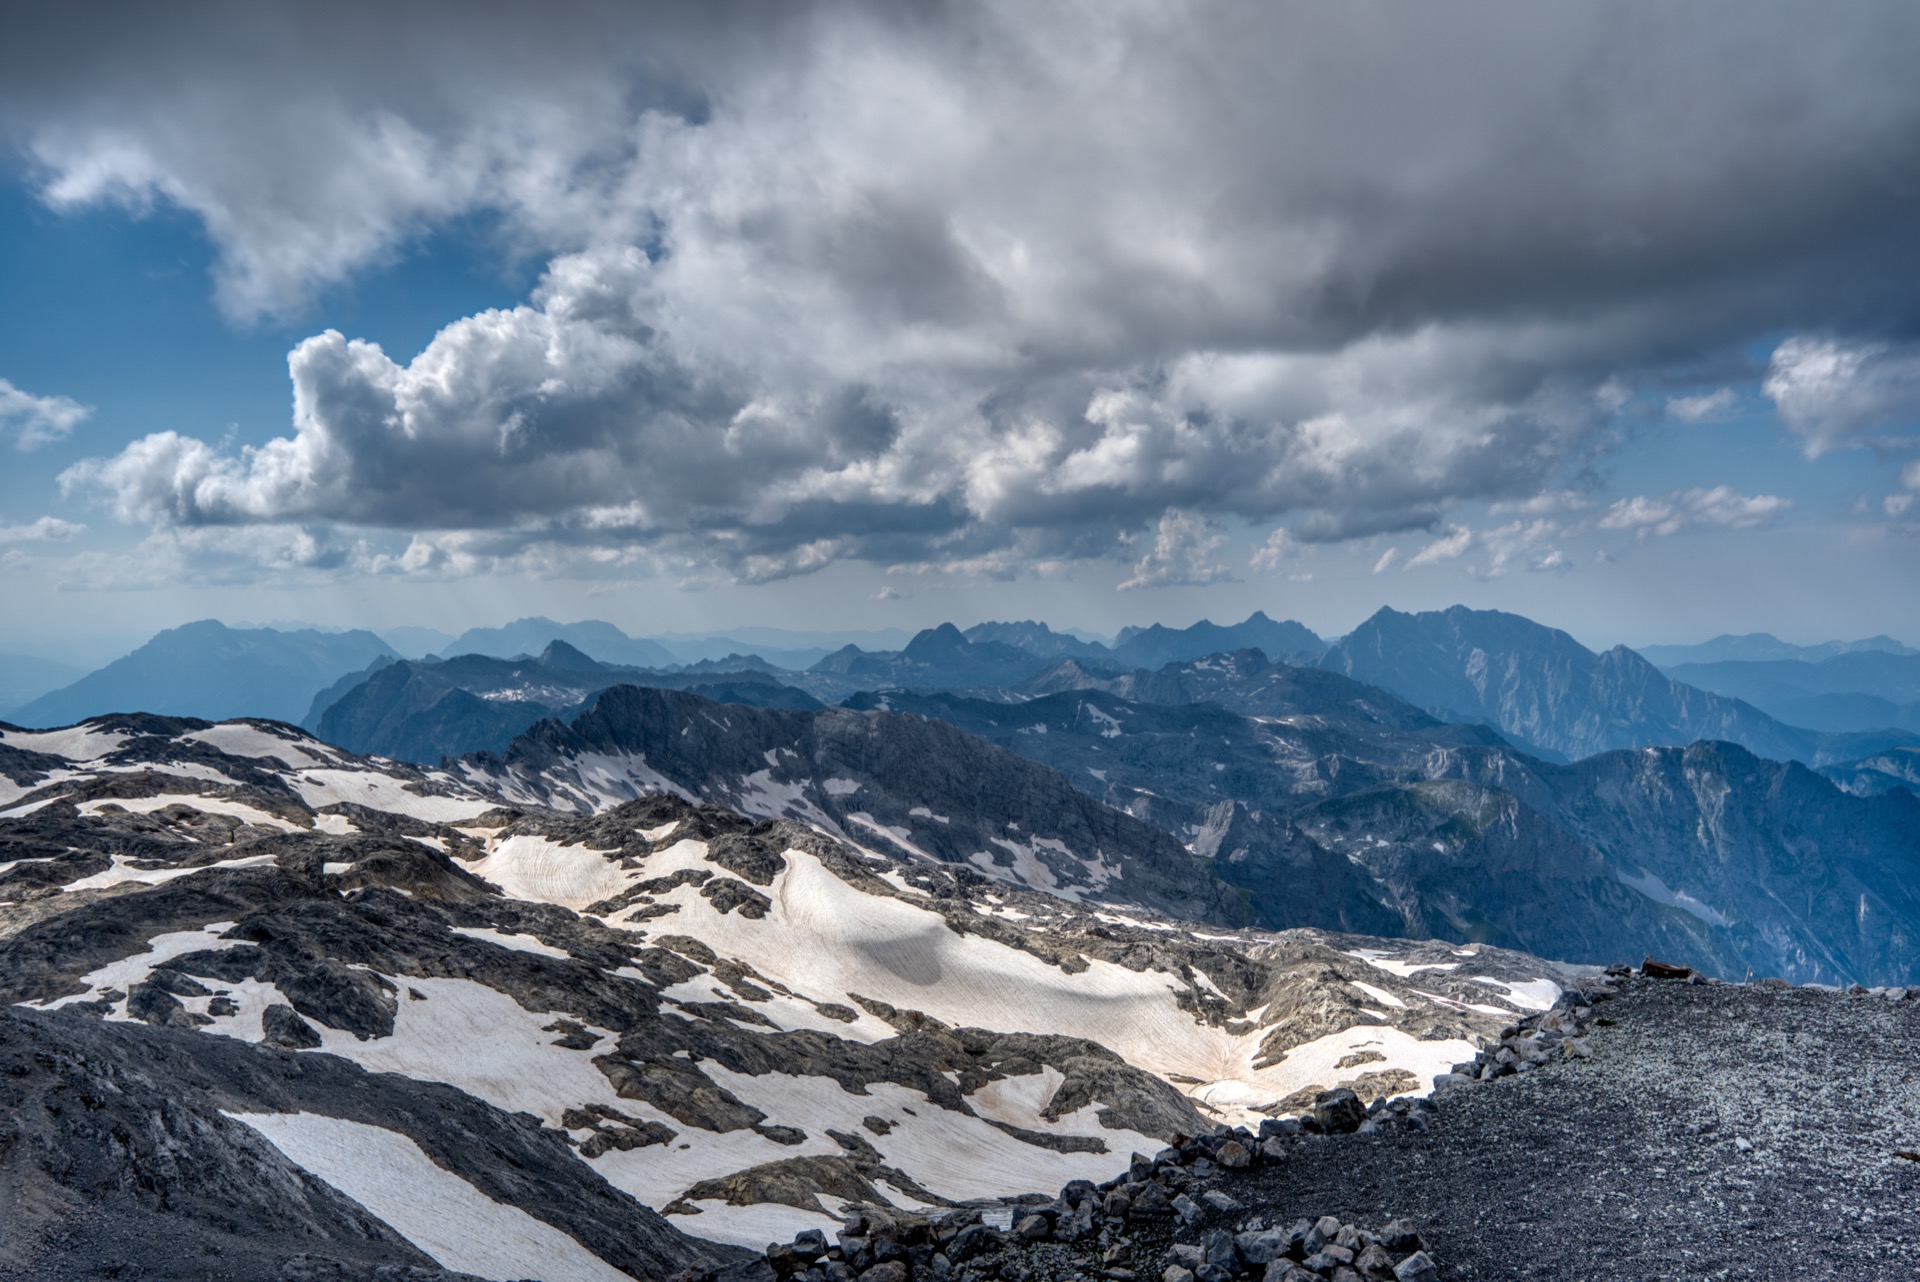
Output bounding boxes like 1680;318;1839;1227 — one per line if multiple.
2;2;1918;662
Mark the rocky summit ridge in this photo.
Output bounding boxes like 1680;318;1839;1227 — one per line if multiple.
0;712;1584;1281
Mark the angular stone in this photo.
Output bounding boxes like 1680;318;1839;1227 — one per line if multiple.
1378;1221;1421;1254
1354;1243;1395;1277
1311;1090;1368;1135
1201;1190;1243;1214
947;1225;995;1263
1172;1193;1201;1224
1392;1251;1439;1282
1215;1139;1252;1169
1130;1184;1173;1221
1016;1215;1051;1243
1233;1230;1290;1266
1161;1267;1195;1282
260;1003;322;1050
859;1263;908;1282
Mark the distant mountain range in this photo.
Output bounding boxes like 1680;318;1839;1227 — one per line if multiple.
1660;651;1920;735
1317;605;1866;766
436;617;681;668
1637;632;1918;667
309;641;821;761
9;621;397;728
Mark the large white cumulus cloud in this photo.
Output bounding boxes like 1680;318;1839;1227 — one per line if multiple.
20;1;1920;580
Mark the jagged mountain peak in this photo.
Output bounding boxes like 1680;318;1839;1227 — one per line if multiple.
901;621;970;658
1323;604;1824;764
537;638;609;671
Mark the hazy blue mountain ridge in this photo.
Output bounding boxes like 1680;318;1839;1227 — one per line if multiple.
315;641;821;762
1638;633;1917;667
1318;605;1837;764
436;617;680;668
1661;652;1920;734
11;621;398;728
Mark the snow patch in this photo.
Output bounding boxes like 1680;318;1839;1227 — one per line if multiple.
77;794;300;832
62;853;278;892
1469;976;1562;1011
288;769;488;823
183;724;329;768
469;835;636;911
230;1112;632;1282
450;926;572;960
0;725;128;760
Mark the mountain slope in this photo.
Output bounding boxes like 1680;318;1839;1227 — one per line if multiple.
0;712;1571;1269
850;668;1920;985
457;685;1249;926
1319;605;1822;763
12;621;398;728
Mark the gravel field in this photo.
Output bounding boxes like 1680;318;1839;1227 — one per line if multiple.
1176;977;1920;1280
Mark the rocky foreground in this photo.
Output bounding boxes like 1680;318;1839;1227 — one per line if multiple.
753;971;1920;1282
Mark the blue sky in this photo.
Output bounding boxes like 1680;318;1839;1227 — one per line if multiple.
2;4;1918;661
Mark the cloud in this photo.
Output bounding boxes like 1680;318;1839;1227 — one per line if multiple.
0;516;85;543
1249;527;1296;573
1487;491;1594;518
0;378;90;451
1599;486;1792;539
1405;525;1474;570
1763;337;1920;455
1887;494;1915;518
1477;518;1570;577
1371;547;1401;575
19;4;1920;580
871;584;909;601
1118;510;1231;591
1666;388;1738;423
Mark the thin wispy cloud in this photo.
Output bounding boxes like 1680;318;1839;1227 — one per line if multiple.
0;378;90;451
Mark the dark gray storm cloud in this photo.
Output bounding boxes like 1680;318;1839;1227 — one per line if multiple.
14;1;1920;580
